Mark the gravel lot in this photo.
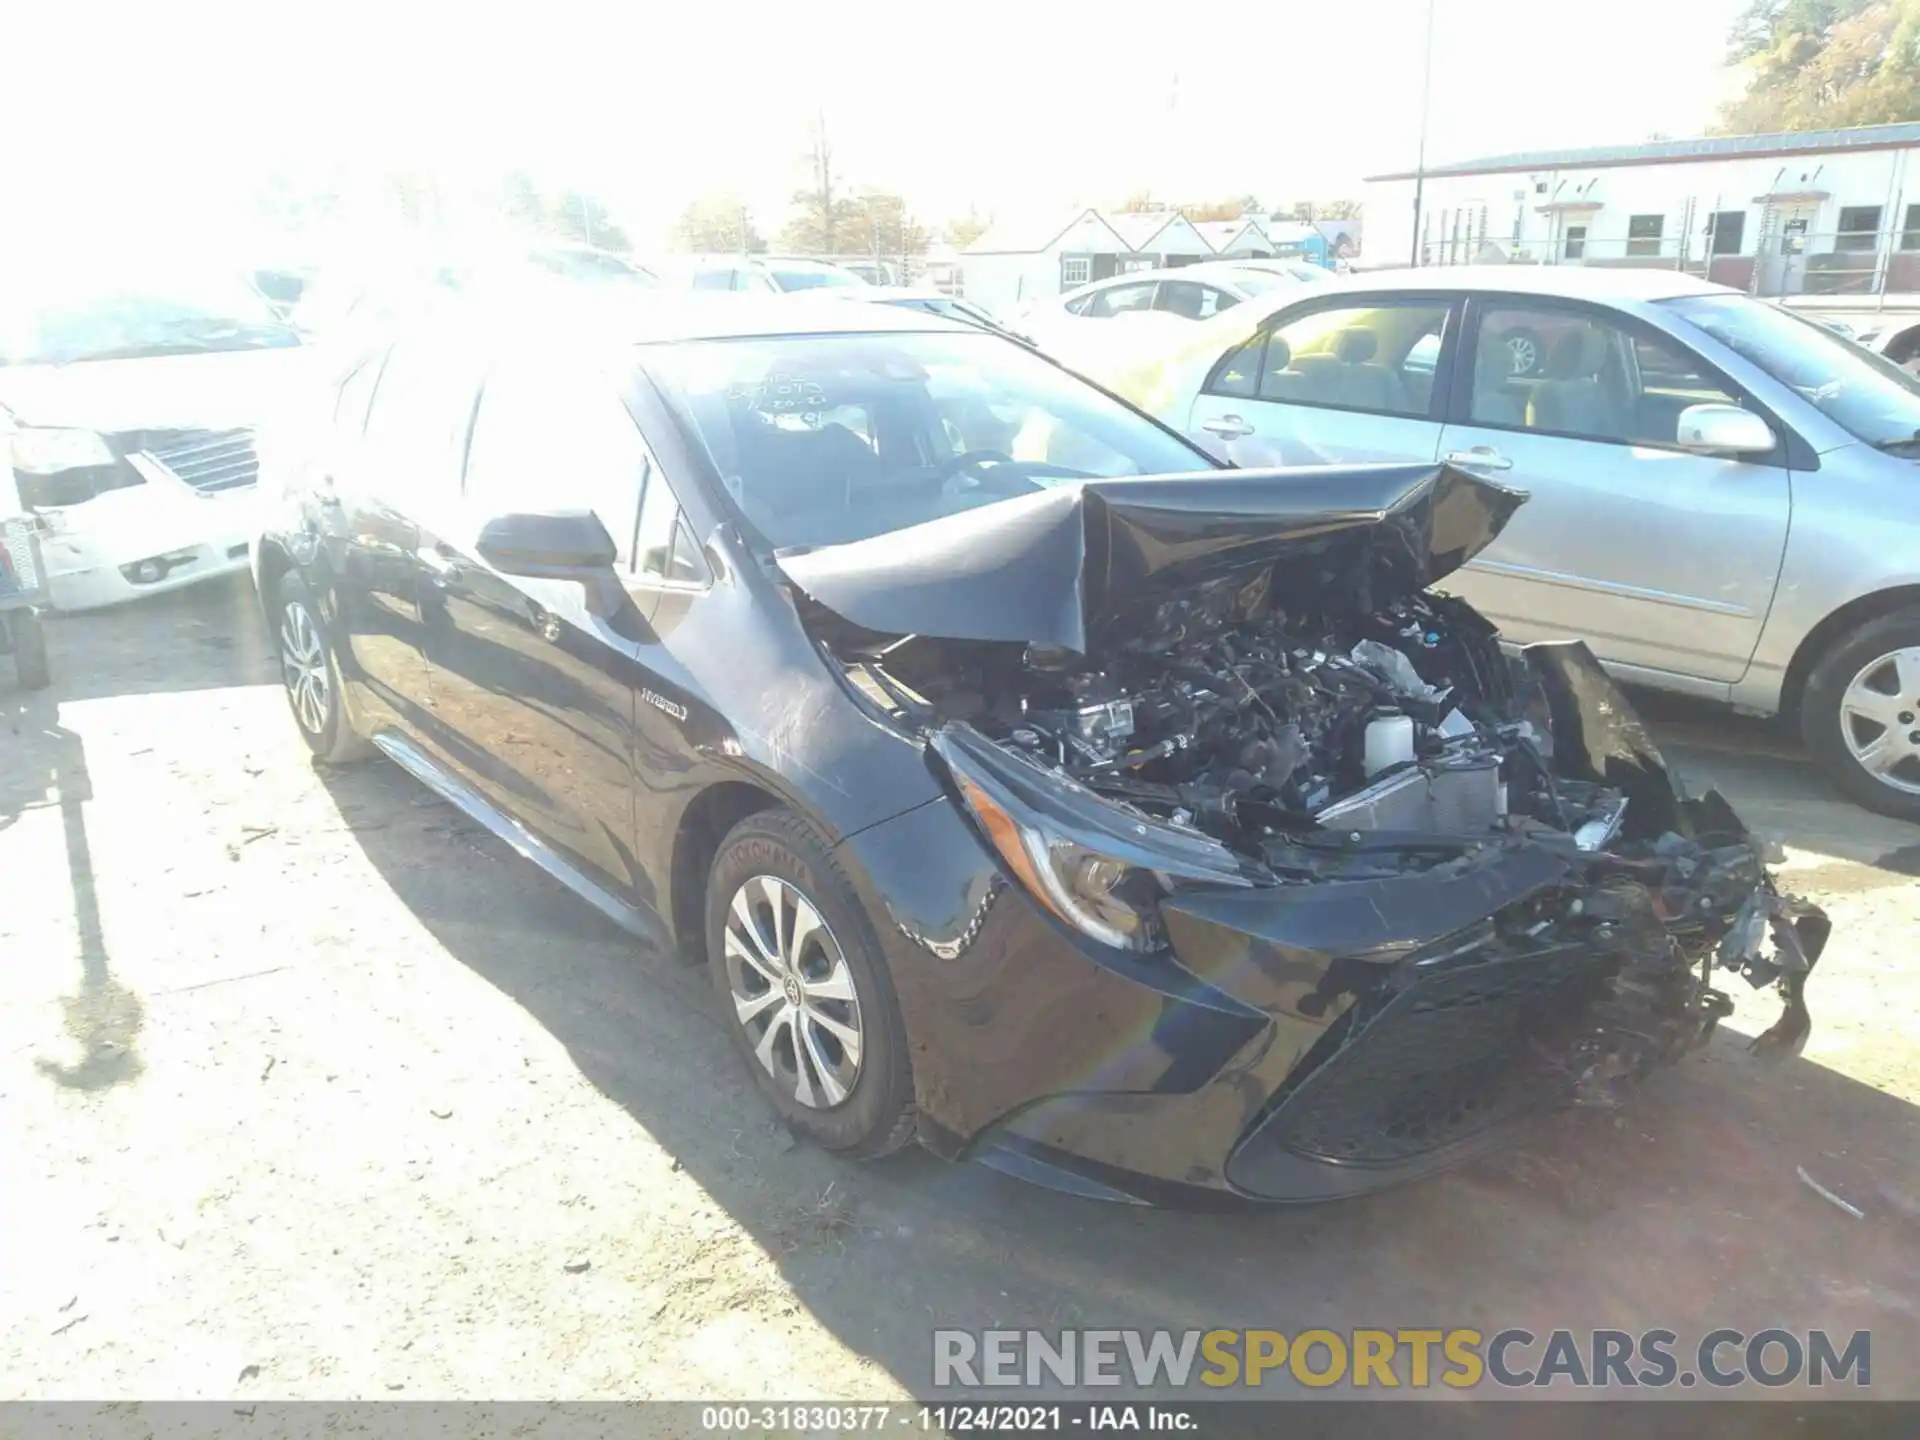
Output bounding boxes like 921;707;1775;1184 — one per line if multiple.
4;577;1918;1407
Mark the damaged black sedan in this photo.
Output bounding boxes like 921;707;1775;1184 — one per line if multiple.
255;298;1829;1205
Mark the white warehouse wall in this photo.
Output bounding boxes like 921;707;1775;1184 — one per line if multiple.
1365;143;1917;278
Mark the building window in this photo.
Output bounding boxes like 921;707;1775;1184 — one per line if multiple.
1903;204;1920;251
1564;225;1587;260
1060;256;1091;286
1708;211;1745;255
1836;206;1882;252
1626;214;1664;257
1534;180;1549;195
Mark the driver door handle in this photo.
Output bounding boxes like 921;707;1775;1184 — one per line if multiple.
1445;446;1513;471
1201;414;1255;439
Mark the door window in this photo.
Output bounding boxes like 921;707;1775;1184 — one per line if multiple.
631;465;709;585
462;361;654;568
359;340;482;506
1467;304;1744;449
1082;282;1157;318
1202;301;1450;419
1155;281;1238;319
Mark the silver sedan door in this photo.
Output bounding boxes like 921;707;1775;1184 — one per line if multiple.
1438;299;1791;688
1186;296;1458;467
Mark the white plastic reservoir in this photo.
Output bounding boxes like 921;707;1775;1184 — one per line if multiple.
1363;712;1417;778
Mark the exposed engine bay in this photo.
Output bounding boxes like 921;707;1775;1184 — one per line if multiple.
1021;576;1600;849
852;564;1629;868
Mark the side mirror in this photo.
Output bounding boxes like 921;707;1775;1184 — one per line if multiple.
1676;403;1775;457
475;509;623;617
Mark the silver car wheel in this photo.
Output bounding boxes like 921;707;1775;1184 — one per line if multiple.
723;874;864;1109
1838;646;1920;796
1506;334;1538;375
279;600;331;737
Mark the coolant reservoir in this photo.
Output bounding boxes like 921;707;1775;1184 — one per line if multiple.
1363;711;1417;778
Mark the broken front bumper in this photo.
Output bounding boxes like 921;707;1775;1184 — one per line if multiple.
863;642;1829;1207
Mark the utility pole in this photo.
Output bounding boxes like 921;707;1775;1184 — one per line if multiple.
1409;0;1437;268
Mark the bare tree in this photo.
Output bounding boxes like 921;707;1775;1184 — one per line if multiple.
779;112;857;254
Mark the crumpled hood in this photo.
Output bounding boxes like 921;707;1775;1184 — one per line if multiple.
0;345;311;432
778;462;1527;654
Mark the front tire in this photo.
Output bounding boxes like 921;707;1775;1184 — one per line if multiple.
8;610;49;690
274;575;370;765
704;808;916;1157
1800;607;1920;821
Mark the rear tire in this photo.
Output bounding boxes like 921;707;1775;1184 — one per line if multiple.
1800;606;1920;822
274;575;371;765
8;610;49;690
704;808;916;1158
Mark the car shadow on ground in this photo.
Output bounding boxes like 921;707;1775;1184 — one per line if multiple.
0;685;144;1091
315;753;1920;1415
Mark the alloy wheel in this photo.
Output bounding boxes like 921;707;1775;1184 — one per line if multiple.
1506;334;1538;376
723;874;864;1109
279;600;331;738
1838;645;1920;796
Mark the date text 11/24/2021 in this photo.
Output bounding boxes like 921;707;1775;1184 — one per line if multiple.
701;1404;1197;1432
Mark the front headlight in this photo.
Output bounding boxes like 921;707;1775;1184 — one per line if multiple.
933;726;1255;953
11;426;114;475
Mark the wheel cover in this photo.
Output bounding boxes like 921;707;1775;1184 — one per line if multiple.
1838;645;1920;796
723;874;864;1109
1507;335;1537;374
279;600;331;738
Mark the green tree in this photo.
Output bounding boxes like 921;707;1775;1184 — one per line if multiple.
495;172;632;252
1717;0;1920;132
945;212;991;249
675;194;765;253
839;191;929;258
551;190;632;253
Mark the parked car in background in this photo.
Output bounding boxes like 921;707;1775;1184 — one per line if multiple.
1099;265;1920;819
1019;260;1331;372
251;294;1823;1205
838;259;904;286
664;255;872;294
0;415;52;688
850;286;1036;345
291;242;659;351
1;257;308;610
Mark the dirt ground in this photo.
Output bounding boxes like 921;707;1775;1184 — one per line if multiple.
3;576;1918;1408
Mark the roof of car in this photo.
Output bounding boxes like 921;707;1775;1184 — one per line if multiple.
1327;264;1735;302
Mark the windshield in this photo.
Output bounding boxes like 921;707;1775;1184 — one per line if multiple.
644;331;1212;549
767;263;866;292
1663;294;1920;452
0;267;298;366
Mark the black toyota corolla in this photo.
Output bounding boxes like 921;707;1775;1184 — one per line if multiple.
253;296;1829;1206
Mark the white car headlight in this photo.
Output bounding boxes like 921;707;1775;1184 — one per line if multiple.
11;426;115;475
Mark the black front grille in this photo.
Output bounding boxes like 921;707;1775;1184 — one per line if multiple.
118;429;259;493
1234;943;1612;1175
